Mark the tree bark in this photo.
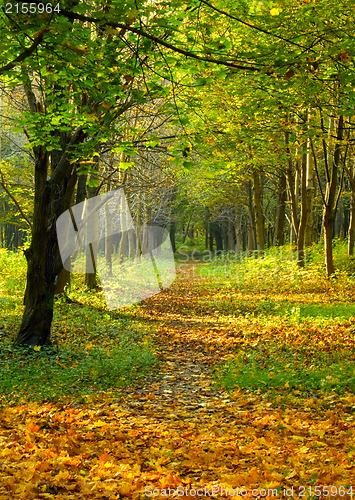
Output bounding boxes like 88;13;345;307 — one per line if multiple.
247;180;256;256
15;150;55;346
15;127;84;346
322;115;344;277
349;189;355;257
297;147;309;267
235;209;242;253
285;129;299;244
85;183;99;290
273;170;287;246
347;164;355;256
305;148;313;246
227;218;235;251
252;169;265;256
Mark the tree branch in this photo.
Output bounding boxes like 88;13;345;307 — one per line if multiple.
199;0;313;52
59;8;262;71
0;169;32;229
47;129;86;189
0;29;46;75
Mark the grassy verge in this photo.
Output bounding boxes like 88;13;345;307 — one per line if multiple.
193;243;355;402
213;343;355;397
0;249;157;405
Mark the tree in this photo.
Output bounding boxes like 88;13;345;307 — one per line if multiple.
1;0;354;347
0;1;179;345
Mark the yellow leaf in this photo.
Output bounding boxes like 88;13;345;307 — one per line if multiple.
285;470;298;480
33;345;41;351
270;7;282;15
93;419;107;427
118;481;132;496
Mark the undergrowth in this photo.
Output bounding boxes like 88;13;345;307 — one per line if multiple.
192;242;355;400
0;249;157;404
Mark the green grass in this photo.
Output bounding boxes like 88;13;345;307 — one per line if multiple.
196;297;355;322
213;343;355;397
194;241;355;400
300;303;355;320
0;335;156;405
0;249;158;405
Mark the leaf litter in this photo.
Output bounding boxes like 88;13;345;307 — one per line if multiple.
0;263;355;499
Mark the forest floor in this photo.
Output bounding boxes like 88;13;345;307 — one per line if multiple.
1;261;355;499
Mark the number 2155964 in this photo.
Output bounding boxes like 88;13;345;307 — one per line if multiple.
4;3;60;14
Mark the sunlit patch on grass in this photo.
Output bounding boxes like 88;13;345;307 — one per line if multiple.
197;246;355;400
0;250;157;404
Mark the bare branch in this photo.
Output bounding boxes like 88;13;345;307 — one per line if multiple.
0;169;32;229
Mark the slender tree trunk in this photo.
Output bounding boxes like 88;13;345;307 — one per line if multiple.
247;181;256;255
322;115;344;277
85;183;99;289
285;129;299;244
252;170;265;256
213;222;223;251
297;147;309;267
235;209;242;253
273;171;287;246
347;165;355;256
105;201;113;276
247;226;255;256
209;227;214;252
349;189;355;256
323;205;335;275
305;145;313;247
227;218;235;250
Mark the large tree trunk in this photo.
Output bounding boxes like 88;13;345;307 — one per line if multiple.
14;67;85;346
15;151;55;346
15;144;80;346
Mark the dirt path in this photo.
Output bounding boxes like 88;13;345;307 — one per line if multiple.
119;263;236;415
